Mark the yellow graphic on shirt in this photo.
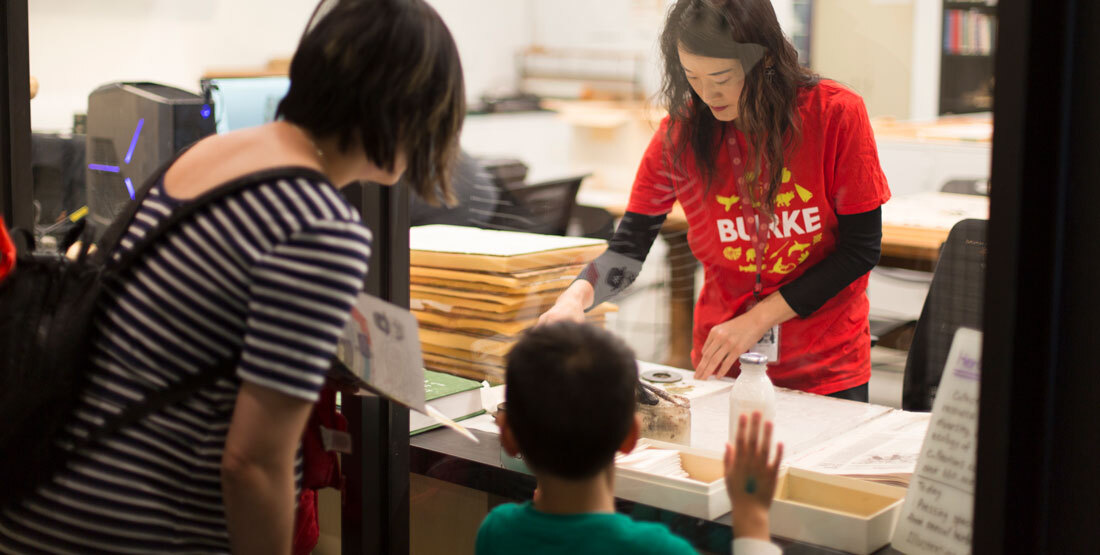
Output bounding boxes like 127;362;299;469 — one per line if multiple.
716;194;739;212
788;241;810;257
770;242;789;260
795;184;813;203
771;259;798;275
775;192;796;208
722;167;824;277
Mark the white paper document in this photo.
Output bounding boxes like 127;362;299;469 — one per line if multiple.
786;409;931;487
411;224;604;256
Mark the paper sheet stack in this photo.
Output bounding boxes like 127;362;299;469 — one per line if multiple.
410;225;617;383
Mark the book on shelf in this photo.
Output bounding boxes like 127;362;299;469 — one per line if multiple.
944;8;996;56
410;370;486;435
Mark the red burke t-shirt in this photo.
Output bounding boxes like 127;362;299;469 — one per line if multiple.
627;80;891;394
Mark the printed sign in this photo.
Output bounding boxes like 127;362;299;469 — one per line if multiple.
892;328;982;555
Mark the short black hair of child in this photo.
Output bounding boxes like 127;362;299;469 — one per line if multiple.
505;322;638;480
277;0;465;204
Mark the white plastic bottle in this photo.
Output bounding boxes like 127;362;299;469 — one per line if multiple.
728;352;776;445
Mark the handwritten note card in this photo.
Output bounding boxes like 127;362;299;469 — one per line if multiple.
893;328;982;555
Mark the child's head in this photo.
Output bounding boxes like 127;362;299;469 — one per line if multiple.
501;322;640;480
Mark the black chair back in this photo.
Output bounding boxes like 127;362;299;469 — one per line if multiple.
902;218;987;411
499;176;586;236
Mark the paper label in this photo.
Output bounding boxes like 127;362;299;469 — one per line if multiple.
892;328;981;555
335;293;427;413
320;427;352;454
752;325;780;363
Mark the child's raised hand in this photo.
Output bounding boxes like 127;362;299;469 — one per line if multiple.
723;412;783;541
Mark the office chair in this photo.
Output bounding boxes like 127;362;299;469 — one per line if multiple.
496;175;586;236
568;204;616;240
901;218;987;411
941;178;989;196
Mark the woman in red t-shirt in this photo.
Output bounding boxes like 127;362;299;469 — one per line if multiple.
541;0;890;400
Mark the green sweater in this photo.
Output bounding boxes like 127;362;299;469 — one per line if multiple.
476;502;697;555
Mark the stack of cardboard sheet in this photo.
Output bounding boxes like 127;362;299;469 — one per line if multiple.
410;225;617;383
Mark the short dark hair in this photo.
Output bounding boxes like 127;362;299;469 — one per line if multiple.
505;322;638;480
278;0;465;204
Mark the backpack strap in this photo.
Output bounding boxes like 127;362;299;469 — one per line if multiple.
73;162;331;459
68;361;237;459
109;165;330;275
92;151;188;264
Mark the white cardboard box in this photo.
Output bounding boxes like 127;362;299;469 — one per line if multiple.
506;440;906;554
614;439;730;520
769;468;907;555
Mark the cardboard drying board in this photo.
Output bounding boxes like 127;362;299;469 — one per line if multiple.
414;309;608;337
891;328;982;555
418;327;515;357
410;264;586;288
411;276;574;295
410;291;555;313
411;298;548;321
422;353;505;383
410;224;607;273
411;283;561;307
421;343;508;366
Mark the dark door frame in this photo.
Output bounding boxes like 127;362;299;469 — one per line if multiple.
977;0;1100;552
340;182;411;555
0;0;33;230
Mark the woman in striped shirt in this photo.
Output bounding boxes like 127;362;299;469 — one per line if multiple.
0;1;464;553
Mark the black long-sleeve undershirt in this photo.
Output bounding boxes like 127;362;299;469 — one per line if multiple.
579;208;882;317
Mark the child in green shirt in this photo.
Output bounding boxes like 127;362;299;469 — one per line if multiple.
477;322;783;555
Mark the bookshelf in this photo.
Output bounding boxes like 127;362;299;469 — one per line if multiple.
940;1;997;114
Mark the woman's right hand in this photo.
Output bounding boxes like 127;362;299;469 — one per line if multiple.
537;280;594;326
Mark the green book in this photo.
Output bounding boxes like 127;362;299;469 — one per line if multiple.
410;370;486;435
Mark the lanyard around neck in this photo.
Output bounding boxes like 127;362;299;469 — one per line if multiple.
724;133;771;302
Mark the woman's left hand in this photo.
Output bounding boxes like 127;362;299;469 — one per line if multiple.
695;313;769;380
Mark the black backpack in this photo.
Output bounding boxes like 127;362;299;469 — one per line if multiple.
0;160;280;506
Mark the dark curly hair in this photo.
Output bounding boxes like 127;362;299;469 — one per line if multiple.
659;0;819;213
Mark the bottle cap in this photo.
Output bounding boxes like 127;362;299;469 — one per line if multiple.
739;352;769;366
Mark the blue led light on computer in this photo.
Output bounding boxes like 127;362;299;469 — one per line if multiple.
123;118;144;164
89;118;144;199
200;104;212;119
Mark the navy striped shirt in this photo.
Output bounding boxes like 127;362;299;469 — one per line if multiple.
0;169;372;554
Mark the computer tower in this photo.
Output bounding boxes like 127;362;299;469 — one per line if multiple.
85;82;214;236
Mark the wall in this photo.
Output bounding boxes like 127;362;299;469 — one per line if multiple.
909;0;942;120
811;0;916;119
26;0;528;131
